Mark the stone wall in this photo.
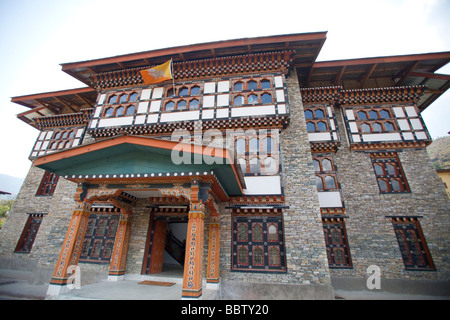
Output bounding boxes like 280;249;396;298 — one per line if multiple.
218;69;334;298
327;105;450;287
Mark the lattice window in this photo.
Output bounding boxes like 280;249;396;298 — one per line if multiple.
36;171;59;196
371;152;410;193
234;133;279;176
313;155;339;191
232;216;286;272
79;211;120;263
390;217;435;271
14;214;44;253
322;218;352;268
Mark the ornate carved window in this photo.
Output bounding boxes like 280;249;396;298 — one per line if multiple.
390;217;435;271
313;155;339;191
371;152;410;193
79;210;120;263
322;218;352;268
36;171;59;196
232;216;286;272
234;132;279;176
14;213;44;253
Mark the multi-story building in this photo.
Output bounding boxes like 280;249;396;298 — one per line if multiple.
1;32;449;299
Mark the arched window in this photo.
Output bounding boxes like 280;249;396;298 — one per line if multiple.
386;164;396;175
126;105;135;115
116;106;124;115
325;176;336;189
391;179;402;191
165;101;175;111
313;159;320;172
374;164;384;176
249;157;261;174
317;121;327;131
234;82;243;91
234;95;244;106
166;88;174;97
269;246;280;266
177;100;187;110
69;131;75;138
252;223;263;242
369;110;378;119
62;131;69;139
108;95;117;104
191;86;200;95
261;93;272;103
378;179;389;192
237;246;248;265
307;122;316;132
248;94;258;104
372;122;382;132
305;110;314;119
262;137;275;153
235;139;245;154
357;111;367;120
267;224;278;241
249;138;258;153
316;176;324;189
322;158;333;171
253;247;264;265
361;123;371;133
261;79;271;89
179;87;188;96
263;157;277;174
248;80;257;90
104;107;114;117
315;109;325;119
237;223;248;241
119;94;128;103
129;92;138;101
385;122;394;131
189;99;199;109
380;110;390;119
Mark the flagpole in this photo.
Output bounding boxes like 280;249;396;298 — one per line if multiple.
171;58;176;96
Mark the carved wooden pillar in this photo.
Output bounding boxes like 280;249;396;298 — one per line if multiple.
47;201;91;296
206;212;220;285
182;201;206;299
108;207;132;280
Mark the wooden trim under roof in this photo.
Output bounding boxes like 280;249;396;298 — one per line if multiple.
60;32;328;86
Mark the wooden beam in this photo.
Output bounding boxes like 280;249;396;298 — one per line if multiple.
335;66;346;85
75;93;95;108
394;60;420;85
359;63;377;88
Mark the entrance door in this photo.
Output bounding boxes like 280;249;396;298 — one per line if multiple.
142;213;187;275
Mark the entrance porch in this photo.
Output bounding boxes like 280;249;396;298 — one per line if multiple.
33;135;245;299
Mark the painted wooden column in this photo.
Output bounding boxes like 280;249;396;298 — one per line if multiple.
182;201;206;299
47;201;91;296
108;208;132;280
206;213;220;286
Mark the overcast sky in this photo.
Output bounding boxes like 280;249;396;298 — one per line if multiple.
0;0;449;179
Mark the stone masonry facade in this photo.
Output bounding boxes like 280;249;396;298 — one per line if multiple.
1;52;449;297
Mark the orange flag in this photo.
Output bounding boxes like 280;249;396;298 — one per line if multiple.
140;60;173;84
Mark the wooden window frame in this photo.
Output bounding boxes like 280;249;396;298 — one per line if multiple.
36;171;59;196
390;217;435;271
14;213;44;253
232;215;286;273
371;153;410;193
79;211;120;264
322;218;353;268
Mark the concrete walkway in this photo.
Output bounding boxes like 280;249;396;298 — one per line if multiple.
1;268;448;300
